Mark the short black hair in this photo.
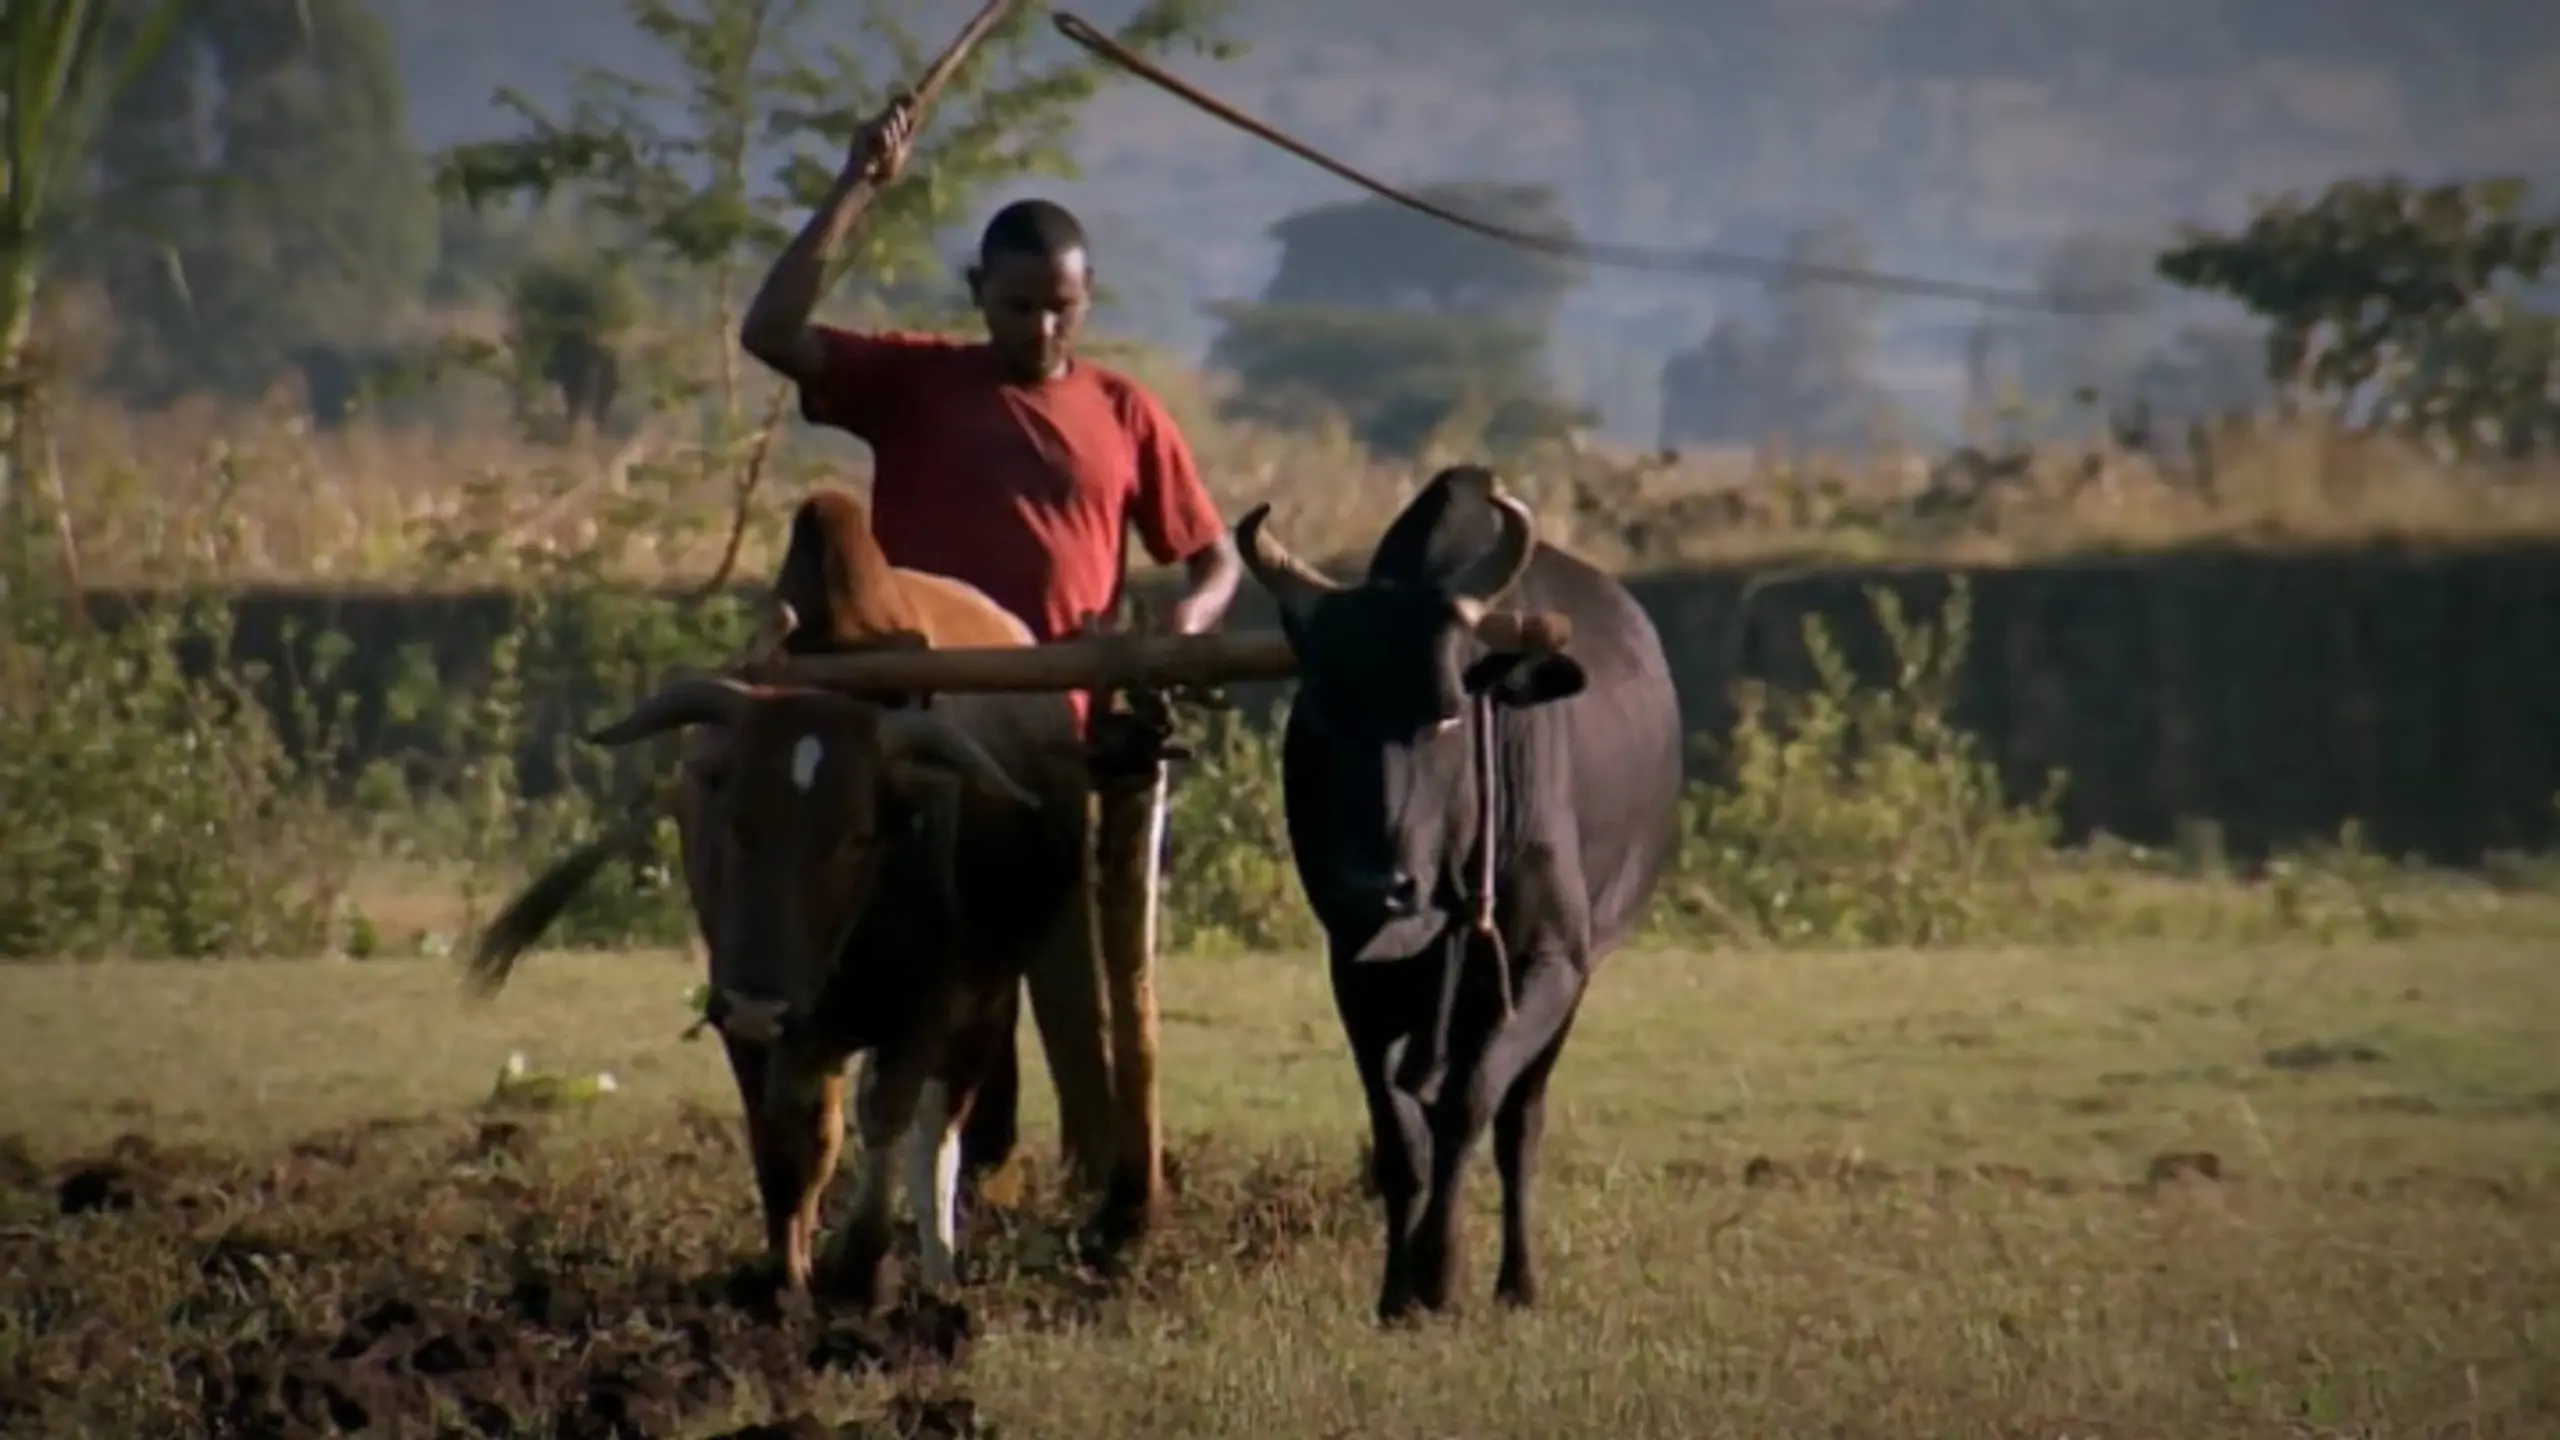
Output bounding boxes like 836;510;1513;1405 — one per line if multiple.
978;198;1088;266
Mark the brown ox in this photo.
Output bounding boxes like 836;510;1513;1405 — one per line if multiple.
469;490;1153;1303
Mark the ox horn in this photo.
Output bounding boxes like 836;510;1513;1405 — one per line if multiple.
1448;489;1539;608
1235;503;1342;624
878;710;1040;808
589;673;758;746
749;598;799;659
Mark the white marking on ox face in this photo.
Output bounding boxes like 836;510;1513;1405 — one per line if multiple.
789;733;824;792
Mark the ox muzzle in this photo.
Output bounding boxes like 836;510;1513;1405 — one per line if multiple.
704;987;796;1046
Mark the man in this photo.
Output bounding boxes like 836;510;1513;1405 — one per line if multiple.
738;94;1242;1236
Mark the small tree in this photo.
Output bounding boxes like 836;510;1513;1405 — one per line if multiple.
2157;177;2559;456
433;0;1238;576
504;252;642;439
1206;302;1592;459
1656;220;1895;451
1207;182;1588;458
0;0;194;595
74;0;439;410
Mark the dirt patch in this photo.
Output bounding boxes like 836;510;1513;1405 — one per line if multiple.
0;1116;1358;1438
2263;1039;2388;1072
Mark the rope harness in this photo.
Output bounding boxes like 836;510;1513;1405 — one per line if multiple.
1412;687;1514;1106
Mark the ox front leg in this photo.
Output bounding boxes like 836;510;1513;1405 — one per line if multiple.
755;1040;849;1297
1355;1035;1433;1326
718;1036;794;1291
1470;953;1588;1312
1491;1008;1579;1308
820;1045;928;1314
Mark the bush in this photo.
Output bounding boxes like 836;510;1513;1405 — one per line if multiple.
0;554;2524;963
1663;580;2078;947
0;595;332;958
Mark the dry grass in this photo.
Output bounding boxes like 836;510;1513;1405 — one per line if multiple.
4;931;2556;1437
44;359;2560;593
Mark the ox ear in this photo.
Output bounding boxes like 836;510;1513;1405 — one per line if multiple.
1462;650;1587;710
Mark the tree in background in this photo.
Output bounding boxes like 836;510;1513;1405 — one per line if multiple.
1;0;196;592
2157;177;2559;457
1206;182;1592;458
75;0;438;413
1658;218;1895;451
502;252;642;438
425;0;1236;593
435;0;1236;442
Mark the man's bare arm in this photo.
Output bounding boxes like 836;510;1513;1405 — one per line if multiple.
739;102;915;383
1168;537;1242;637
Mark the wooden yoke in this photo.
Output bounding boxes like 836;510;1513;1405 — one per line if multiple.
740;610;1572;699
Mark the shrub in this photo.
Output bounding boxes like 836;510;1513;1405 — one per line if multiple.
1662;580;2080;947
1;513;2533;962
0;595;333;958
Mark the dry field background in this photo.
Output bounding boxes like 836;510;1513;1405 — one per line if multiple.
42;357;2560;593
5;919;2558;1438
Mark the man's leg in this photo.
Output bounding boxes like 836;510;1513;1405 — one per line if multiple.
1089;752;1169;1243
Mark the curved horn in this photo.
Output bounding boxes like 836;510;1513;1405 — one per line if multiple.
1449;490;1539;606
877;710;1039;808
588;673;757;746
1235;503;1342;622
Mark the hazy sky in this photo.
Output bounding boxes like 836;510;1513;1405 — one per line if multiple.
373;0;2560;438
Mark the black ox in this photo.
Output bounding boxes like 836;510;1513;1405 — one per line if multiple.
1234;465;1684;1323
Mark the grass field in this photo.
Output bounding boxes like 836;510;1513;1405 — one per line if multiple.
5;929;2557;1438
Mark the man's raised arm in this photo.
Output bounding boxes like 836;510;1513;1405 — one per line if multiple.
739;99;917;386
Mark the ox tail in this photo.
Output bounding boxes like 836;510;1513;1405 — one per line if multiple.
463;808;660;997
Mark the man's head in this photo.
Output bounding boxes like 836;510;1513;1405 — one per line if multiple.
968;198;1091;383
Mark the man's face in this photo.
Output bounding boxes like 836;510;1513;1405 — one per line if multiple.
970;246;1091;382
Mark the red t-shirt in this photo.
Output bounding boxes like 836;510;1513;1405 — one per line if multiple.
797;326;1226;729
803;325;1233;638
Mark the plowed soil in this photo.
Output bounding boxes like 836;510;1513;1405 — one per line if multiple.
0;1111;1360;1438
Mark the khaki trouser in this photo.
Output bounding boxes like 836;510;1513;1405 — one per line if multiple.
1090;759;1168;1217
1014;737;1167;1212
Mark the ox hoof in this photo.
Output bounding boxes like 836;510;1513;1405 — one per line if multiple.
1374;1290;1427;1329
815;1236;896;1318
1494;1272;1539;1309
1073;1203;1163;1273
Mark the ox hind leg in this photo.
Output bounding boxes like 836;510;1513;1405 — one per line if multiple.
957;1025;1022;1221
901;1004;1015;1292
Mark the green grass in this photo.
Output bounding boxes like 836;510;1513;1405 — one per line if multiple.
4;933;2557;1437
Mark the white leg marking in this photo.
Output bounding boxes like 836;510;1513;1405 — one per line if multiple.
904;1080;961;1288
790;733;824;791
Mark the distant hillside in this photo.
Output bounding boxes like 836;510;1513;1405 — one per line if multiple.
374;0;2560;439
